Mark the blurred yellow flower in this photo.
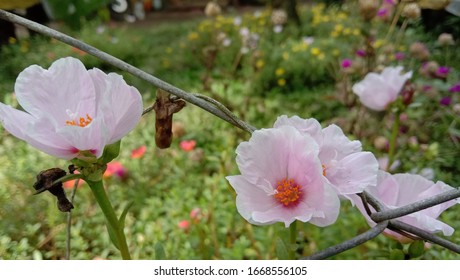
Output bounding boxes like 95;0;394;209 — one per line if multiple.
343;28;351;35
282;52;290;60
256;59;265;69
331;31;339;38
188;32;199;41
373;39;385;49
165;47;173;54
275;68;285;76
8;37;16;44
277;78;286;86
334;24;344;32
353;29;361;36
311;47;321;56
332;49;340;56
318;53;325;60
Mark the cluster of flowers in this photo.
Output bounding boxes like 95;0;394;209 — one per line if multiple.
226;114;459;241
0;57;458;245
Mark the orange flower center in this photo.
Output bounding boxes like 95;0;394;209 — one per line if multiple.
322;164;327;176
274;178;302;207
66;114;93;127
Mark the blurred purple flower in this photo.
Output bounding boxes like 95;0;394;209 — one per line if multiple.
395;52;405;61
356;49;366;57
449;83;460;93
440;96;452;106
341;59;352;69
377;8;388;17
436;66;450;78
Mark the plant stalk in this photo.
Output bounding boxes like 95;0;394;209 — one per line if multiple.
88;180;131;260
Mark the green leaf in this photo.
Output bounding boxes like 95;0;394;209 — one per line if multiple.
275;237;289;260
155;242;166;260
389;249;405;260
99;141;121;164
408;240;425;259
118;202;134;229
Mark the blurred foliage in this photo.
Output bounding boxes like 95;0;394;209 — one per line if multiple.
0;1;459;259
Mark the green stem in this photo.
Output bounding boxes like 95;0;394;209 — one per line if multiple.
88;180;131;260
289;221;297;260
387;110;401;171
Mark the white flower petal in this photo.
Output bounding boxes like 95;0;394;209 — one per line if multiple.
89;69;143;143
14;57;96;127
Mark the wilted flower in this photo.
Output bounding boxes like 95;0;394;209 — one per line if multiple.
274;116;378;201
410;42;430;61
204;1;221;17
131;145;147;159
359;0;379;21
419;61;440;78
438;33;454;46
352;66;412;111
0;57;143;160
180;140;196;152
352;171;459;243
226;125;340;227
271;9;287;26
402;3;421;19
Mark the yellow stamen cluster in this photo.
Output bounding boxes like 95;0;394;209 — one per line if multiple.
274;178;302;207
66;114;93;127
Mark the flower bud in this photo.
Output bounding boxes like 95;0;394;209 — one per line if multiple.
438;33;454;46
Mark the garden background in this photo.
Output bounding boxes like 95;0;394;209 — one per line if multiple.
0;0;459;260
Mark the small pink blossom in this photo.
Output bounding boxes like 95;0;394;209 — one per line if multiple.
190;208;202;223
352;66;412;111
180;140;196;152
131;145;147;159
395;52;405;61
226;125;340;227
0;57;143;160
352;171;459;242
355;49;366;57
178;220;190;232
104;161;127;179
274;116;378;201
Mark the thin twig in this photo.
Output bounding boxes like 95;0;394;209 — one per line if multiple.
302;221;389;260
371;189;460;223
65;179;79;260
0;9;254;134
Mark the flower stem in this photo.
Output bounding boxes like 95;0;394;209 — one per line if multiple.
88;180;131;260
387;110;401;171
289;221;297;260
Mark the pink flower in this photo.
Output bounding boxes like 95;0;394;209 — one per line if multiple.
395;52;405;61
226;125;340;227
131;145;147;159
180;140;196;152
352;171;459;242
178;220;190;232
274;116;378;201
0;57;143;160
104;161;127;179
352;66;412;111
355;49;366;57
